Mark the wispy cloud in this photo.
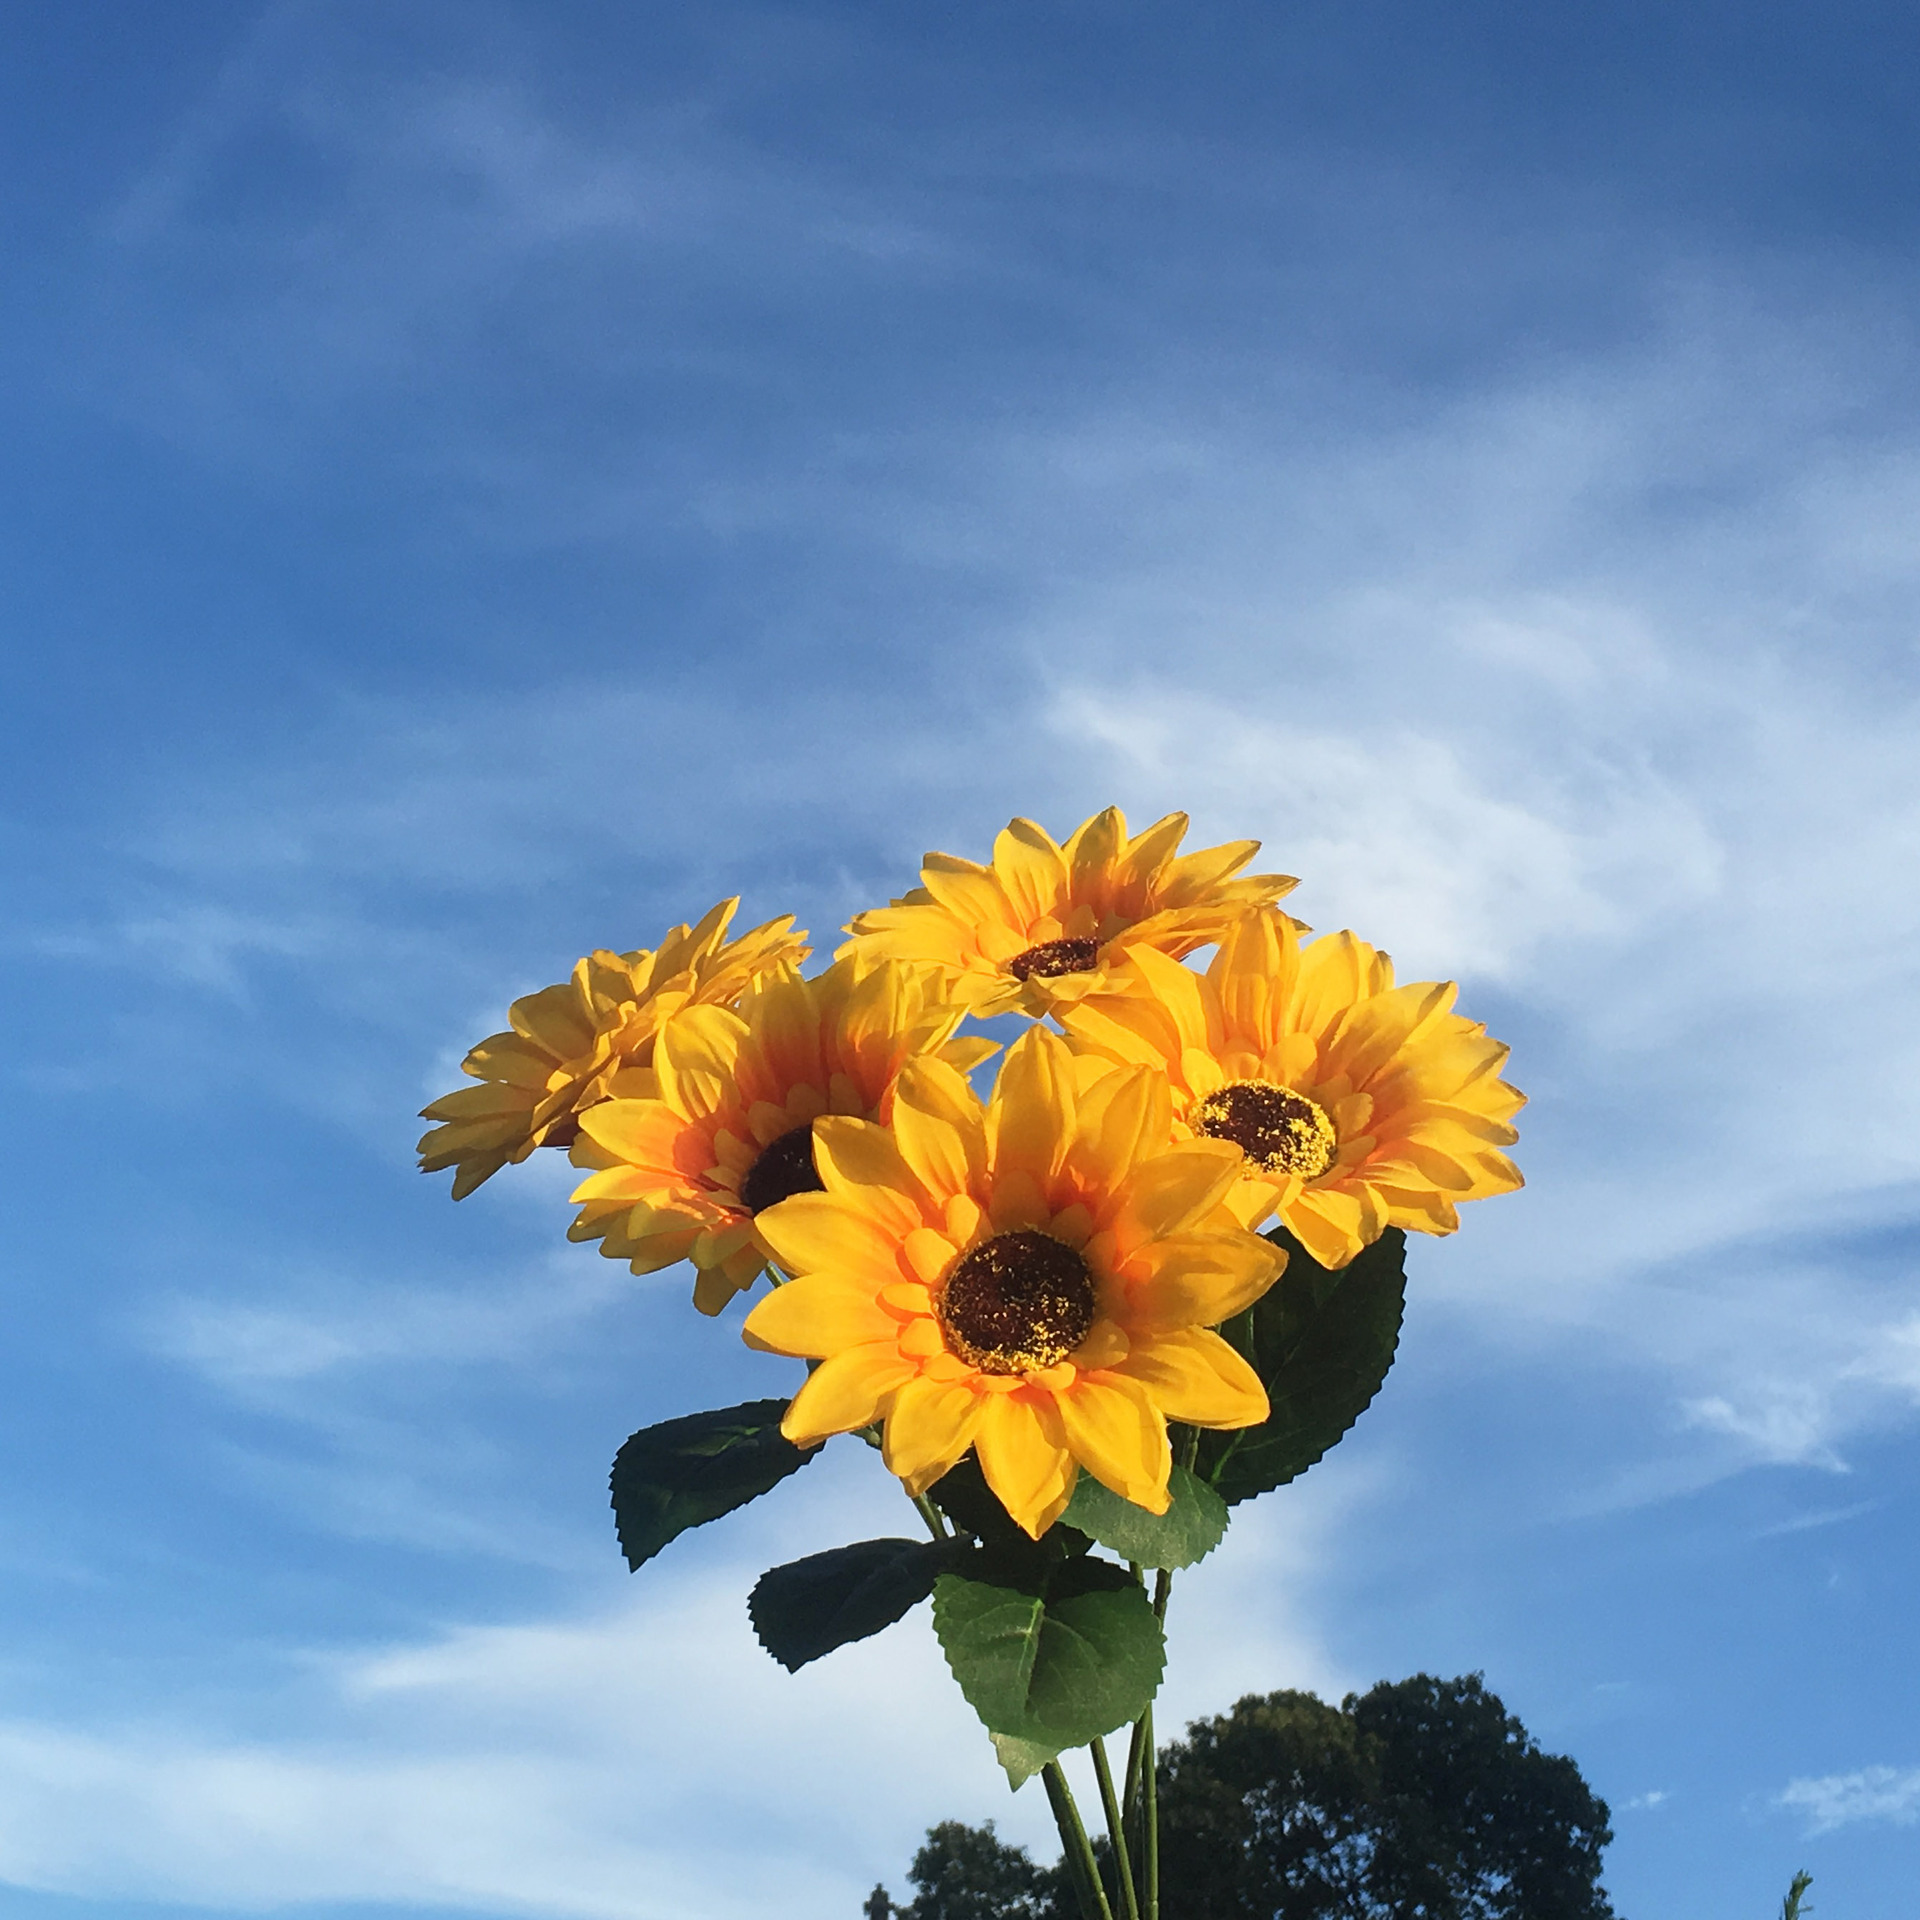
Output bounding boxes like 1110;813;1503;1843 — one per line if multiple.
0;1464;1350;1916
1778;1763;1920;1834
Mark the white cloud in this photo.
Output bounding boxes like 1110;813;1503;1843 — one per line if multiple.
0;1471;1352;1918
1778;1764;1920;1835
1050;682;1721;984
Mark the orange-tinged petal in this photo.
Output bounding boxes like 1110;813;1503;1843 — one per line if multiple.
576;1097;686;1170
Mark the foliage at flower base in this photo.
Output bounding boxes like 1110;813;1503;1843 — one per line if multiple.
422;807;1525;1920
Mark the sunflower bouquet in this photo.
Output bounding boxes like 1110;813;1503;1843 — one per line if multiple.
421;810;1524;1920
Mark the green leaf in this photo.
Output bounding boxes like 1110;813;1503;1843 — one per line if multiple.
989;1731;1060;1788
933;1557;1165;1751
1063;1463;1229;1570
749;1536;972;1672
610;1399;817;1571
1194;1226;1406;1506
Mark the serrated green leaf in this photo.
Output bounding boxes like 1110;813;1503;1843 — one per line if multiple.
1194;1226;1406;1505
749;1536;973;1672
610;1399;816;1571
933;1558;1165;1750
1062;1463;1229;1570
989;1731;1060;1787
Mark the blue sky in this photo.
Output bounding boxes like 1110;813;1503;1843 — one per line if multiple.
2;2;1919;1915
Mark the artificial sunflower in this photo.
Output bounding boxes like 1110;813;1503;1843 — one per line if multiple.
838;807;1297;1018
741;1027;1285;1536
418;898;807;1199
567;957;996;1315
1056;912;1524;1269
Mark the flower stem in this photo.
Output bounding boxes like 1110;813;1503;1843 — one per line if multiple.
1043;1761;1114;1920
910;1491;951;1540
1141;1704;1159;1920
1090;1737;1140;1920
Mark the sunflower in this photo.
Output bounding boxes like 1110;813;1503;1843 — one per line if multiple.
740;1027;1285;1537
1055;912;1524;1269
566;957;997;1315
418;899;807;1199
838;807;1297;1018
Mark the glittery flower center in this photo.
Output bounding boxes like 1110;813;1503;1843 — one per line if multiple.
1191;1080;1337;1180
739;1124;826;1214
1006;936;1102;982
937;1229;1098;1374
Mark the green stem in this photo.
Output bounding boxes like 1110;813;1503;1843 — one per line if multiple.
910;1491;950;1540
1141;1705;1159;1920
1120;1693;1149;1832
1042;1761;1114;1920
1091;1738;1140;1920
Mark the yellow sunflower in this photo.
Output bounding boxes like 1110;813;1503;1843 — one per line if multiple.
741;1027;1285;1537
567;957;997;1315
838;807;1297;1018
1056;912;1524;1269
418;898;807;1199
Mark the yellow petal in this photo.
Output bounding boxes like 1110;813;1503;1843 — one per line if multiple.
654;1006;750;1120
1115;1328;1267;1428
1056;1373;1171;1512
741;1272;899;1356
781;1344;916;1445
810;1116;927;1236
975;1391;1077;1539
752;1192;906;1290
1114;1141;1246;1238
883;1376;988;1489
987;1027;1077;1188
991;817;1071;927
1120;1228;1286;1333
576;1098;686;1171
891;1055;989;1201
1072;1063;1173;1190
1285;1188;1370;1268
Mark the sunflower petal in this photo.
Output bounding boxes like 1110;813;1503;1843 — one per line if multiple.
1115;1328;1267;1429
975;1391;1078;1538
782;1344;916;1445
1056;1373;1171;1511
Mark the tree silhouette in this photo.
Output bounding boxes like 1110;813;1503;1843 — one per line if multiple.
1157;1675;1615;1919
875;1675;1616;1920
870;1819;1074;1920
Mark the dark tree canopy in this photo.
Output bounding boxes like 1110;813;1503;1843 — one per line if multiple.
1156;1675;1616;1920
878;1675;1616;1920
872;1820;1073;1920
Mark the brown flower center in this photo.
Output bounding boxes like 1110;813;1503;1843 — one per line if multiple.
1006;936;1102;982
1191;1080;1337;1180
937;1229;1098;1374
739;1124;826;1214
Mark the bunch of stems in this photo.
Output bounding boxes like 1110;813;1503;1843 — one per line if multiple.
903;1502;1177;1920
